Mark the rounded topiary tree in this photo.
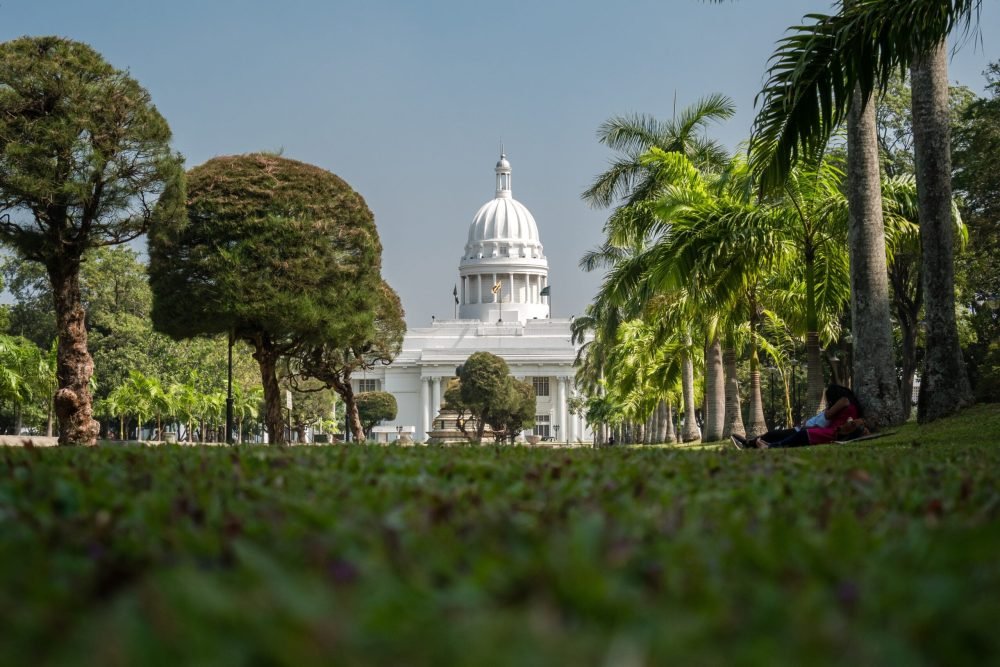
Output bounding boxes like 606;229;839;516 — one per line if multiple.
355;391;397;439
149;154;383;444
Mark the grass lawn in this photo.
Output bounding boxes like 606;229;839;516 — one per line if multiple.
2;405;998;666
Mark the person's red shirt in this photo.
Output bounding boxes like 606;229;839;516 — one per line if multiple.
807;403;859;444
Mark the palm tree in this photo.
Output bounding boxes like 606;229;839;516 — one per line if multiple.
581;98;737;441
749;0;980;423
0;334;45;433
582;94;736;210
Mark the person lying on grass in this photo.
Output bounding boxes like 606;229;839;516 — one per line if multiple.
731;384;868;450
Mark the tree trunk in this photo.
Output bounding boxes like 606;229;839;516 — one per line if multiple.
655;399;667;443
702;335;724;442
680;344;700;442
47;261;100;446
746;360;768;438
804;248;826;415
847;85;904;428
889;245;922;420
252;334;286;445
328;375;365;442
721;344;746;438
663;398;676;444
911;40;974;422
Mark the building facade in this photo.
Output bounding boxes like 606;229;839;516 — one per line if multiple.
353;153;591;443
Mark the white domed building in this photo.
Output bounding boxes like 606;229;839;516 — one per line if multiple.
353;153;591;443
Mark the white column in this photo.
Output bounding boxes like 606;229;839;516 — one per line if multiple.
568;390;577;442
432;377;442;420
420;377;430;439
508;272;514;302
556;377;566;442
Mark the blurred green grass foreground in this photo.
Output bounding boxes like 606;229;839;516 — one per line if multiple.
2;405;999;666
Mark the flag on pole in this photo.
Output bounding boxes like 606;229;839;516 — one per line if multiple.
540;285;550;297
453;284;459;305
491;281;502;295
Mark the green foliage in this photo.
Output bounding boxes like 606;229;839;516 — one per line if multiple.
1;405;999;664
0;333;54;432
149;153;382;346
0;256;55;347
0;36;184;261
149;153;386;443
355;391;397;436
749;0;981;192
954;62;1000;398
482;378;535;443
457;351;511;442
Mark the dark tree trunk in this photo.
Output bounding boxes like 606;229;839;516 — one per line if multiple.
911;40;974;422
252;334;286;445
804;247;826;415
847;86;904;428
890;247;922;420
703;335;725;442
48;260;100;446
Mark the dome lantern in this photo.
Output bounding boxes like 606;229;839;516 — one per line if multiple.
495;152;512;198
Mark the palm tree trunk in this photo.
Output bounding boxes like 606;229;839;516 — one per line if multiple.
722;344;746;438
804;248;826;415
680;345;700;442
655;399;666;443
663;398;676;444
911;40;974;422
703;335;724;441
846;85;904;428
746;350;768;438
47;260;100;446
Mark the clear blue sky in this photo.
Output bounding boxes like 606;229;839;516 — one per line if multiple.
3;1;998;324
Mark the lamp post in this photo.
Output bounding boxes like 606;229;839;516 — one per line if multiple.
792;359;802;426
225;330;234;445
396;425;403;442
553;424;560;442
767;366;776;428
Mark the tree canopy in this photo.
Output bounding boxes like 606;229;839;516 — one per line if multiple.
149;153;384;444
355;391;398;437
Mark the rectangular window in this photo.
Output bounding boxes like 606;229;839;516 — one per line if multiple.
533;415;550;438
532;376;550;397
358;379;380;393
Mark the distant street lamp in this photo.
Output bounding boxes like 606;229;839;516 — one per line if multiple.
396;425;403;442
553;424;560;442
226;330;234;445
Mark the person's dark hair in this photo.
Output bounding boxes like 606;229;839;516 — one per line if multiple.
825;384;863;417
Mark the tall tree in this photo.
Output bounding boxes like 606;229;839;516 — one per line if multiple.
355;391;398;439
295;279;405;442
749;1;981;423
149;154;383;444
0;37;183;445
911;41;974;419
